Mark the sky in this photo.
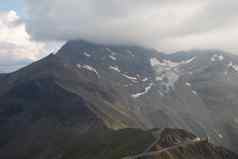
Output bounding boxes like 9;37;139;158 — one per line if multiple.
0;0;23;15
1;0;238;72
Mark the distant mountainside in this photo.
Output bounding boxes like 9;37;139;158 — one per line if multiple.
0;40;238;158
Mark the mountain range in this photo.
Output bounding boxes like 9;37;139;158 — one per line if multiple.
0;40;238;158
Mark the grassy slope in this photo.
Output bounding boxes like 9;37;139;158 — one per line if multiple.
61;128;155;159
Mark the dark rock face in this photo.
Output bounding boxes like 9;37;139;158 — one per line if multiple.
0;40;238;158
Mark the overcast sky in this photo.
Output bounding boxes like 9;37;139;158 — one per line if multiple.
1;0;238;72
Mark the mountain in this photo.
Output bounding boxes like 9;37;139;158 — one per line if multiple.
0;40;238;158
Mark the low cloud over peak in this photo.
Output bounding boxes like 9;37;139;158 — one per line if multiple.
24;0;238;54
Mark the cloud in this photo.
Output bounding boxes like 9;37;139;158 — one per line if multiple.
171;0;238;37
23;0;203;43
23;0;238;54
1;1;237;72
160;22;238;53
0;10;63;73
0;10;44;72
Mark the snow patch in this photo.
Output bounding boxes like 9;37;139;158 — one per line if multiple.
159;91;164;97
150;57;196;68
131;83;153;98
150;58;160;67
185;82;191;87
218;134;223;139
150;57;180;92
193;137;201;142
109;55;117;61
214;129;223;139
108;65;139;83
106;48;117;60
126;50;135;57
82;65;99;76
77;64;99;77
106;48;117;56
109;66;120;72
211;54;224;62
150;57;196;94
76;64;82;68
161;72;179;91
182;57;196;64
192;90;198;95
142;77;148;82
219;55;224;61
83;52;91;57
228;61;238;72
121;73;138;83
